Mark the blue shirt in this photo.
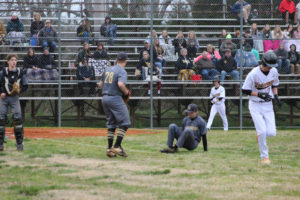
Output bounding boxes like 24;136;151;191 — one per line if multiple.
102;65;127;96
181;115;207;142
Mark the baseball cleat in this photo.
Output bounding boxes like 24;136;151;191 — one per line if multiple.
111;146;128;157
0;144;3;151
261;158;271;165
16;144;23;151
106;148;116;158
160;147;178;154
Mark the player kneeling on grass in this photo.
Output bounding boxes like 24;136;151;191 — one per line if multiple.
206;76;228;131
98;52;131;158
242;50;281;165
0;54;28;151
160;104;207;153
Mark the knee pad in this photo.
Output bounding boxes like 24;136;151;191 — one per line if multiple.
12;117;22;126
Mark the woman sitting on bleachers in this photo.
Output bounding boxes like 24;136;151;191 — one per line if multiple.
292;24;300;50
154;38;166;72
193;51;219;80
77;42;92;66
250;23;264;52
262;24;272;52
159;30;176;61
187;31;200;59
93;43;109;60
176;48;195;81
271;25;284;51
0;20;5;45
6;13;25;45
30;12;44;46
172;31;187;57
23;48;39;73
77;19;94;44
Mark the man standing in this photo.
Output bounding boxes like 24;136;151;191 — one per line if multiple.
242;50;281;165
160;104;207;153
0;55;28;151
98;52;131;157
206;76;228;131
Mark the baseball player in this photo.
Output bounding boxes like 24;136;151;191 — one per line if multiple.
206;76;228;131
160;104;207;153
0;54;28;151
242;50;281;165
98;52;131;158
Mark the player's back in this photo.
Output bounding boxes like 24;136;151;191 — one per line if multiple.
102;65;127;96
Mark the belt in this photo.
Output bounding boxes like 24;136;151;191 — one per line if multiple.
251;100;270;103
103;94;117;96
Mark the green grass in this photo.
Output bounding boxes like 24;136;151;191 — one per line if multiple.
0;130;299;200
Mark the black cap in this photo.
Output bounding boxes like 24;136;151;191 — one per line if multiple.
184;104;198;113
117;52;128;61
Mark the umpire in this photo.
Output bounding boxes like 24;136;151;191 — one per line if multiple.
0;54;28;151
98;52;131;158
160;104;207;153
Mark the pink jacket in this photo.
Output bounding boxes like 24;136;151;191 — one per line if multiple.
193;50;221;63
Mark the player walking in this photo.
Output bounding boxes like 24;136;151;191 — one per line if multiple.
0;55;28;151
98;52;131;158
160;104;207;153
242;50;281;165
206;76;228;131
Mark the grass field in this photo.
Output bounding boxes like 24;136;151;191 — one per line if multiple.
0;129;299;200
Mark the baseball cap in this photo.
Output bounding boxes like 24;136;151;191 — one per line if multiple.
184;104;198;113
117;52;128;61
226;34;232;39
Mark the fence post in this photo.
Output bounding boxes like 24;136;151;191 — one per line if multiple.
223;0;227;19
150;0;154;129
58;0;62;127
239;0;244;130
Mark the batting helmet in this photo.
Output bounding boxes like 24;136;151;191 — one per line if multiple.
213;76;220;83
262;50;278;68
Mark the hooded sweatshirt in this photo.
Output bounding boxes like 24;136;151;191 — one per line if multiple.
279;0;296;14
288;45;299;64
100;16;112;36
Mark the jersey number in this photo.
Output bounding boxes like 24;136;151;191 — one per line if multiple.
104;72;114;84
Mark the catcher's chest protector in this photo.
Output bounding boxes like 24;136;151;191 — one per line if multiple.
4;68;21;93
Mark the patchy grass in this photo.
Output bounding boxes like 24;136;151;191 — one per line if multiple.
0;130;299;200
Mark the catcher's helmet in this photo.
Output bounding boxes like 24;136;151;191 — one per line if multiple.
213;76;220;83
262;50;278;68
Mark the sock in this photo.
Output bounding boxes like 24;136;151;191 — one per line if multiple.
158;82;161;94
107;129;115;149
114;128;127;148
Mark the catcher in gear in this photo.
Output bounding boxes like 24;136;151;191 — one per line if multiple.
0;54;28;151
98;52;131;158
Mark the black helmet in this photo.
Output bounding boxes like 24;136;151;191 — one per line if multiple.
262;50;278;68
213;76;220;83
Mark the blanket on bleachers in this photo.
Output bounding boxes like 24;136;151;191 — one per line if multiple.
27;68;58;81
88;59;110;77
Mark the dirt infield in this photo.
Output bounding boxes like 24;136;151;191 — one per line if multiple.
4;127;162;139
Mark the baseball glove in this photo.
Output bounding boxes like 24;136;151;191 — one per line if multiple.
10;82;20;96
122;90;131;103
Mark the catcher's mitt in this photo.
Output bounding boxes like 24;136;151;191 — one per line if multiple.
122;90;131;103
10;82;20;96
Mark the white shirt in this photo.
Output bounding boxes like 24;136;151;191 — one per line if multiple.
242;66;279;102
209;85;225;105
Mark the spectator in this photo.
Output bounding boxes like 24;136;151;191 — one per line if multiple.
139;40;162;73
159;30;176;61
176;48;195;81
77;42;92;65
77;19;94;44
251;47;260;61
234;44;258;69
243;29;254;49
77;58;96;96
275;43;290;74
232;29;241;49
23;48;39;73
220;34;237;57
154;38;166;70
30;12;44;46
186;31;199;59
217;49;239;82
194;51;219;80
100;16;117;45
137;51;161;94
0;20;5;45
262;24;273;52
288;44;300;73
283;24;296;51
93;43;109;60
38;48;58;80
297;2;300;22
6;13;25;45
218;29;227;49
293;24;300;50
206;44;221;66
250;23;264;52
271;25;284;51
172;31;187;56
279;0;297;25
232;0;252;25
38;20;57;52
146;29;158;43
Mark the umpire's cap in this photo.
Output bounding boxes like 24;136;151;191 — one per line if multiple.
117;52;128;61
184;104;198;113
262;50;278;68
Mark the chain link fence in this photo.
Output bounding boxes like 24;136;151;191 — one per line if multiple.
0;0;299;128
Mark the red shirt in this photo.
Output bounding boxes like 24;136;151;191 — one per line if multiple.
279;0;296;14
